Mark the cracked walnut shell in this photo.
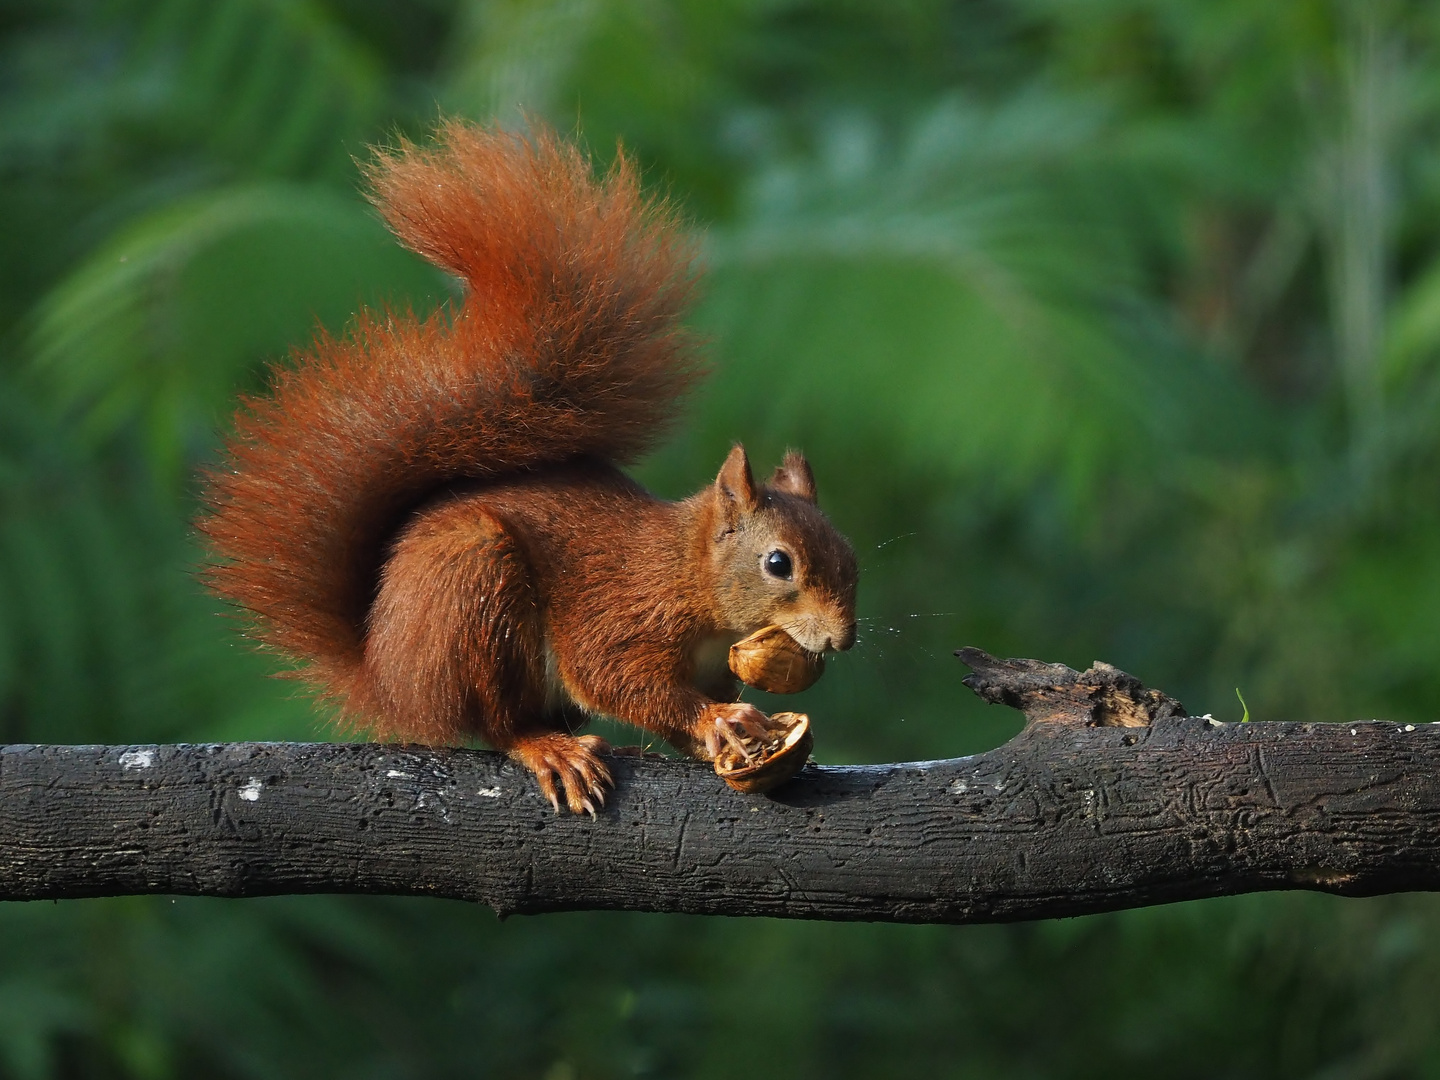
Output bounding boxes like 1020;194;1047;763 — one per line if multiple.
713;711;813;794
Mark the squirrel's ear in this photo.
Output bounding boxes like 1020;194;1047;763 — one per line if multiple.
768;450;817;504
715;443;759;521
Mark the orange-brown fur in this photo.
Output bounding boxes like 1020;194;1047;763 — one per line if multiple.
199;121;857;812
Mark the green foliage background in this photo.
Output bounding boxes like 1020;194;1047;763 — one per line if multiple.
4;0;1440;1075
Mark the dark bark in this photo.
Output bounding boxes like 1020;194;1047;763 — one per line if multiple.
3;651;1438;921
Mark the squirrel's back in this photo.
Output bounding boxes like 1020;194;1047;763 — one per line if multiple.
200;122;701;695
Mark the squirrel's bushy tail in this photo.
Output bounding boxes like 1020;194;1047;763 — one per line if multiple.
200;121;700;693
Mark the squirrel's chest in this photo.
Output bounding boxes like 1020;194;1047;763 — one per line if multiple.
689;631;741;699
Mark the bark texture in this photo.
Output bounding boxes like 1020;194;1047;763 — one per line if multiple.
2;651;1437;921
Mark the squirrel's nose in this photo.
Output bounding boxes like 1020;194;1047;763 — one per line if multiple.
832;621;857;652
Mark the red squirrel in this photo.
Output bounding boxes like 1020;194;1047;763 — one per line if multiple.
199;121;858;813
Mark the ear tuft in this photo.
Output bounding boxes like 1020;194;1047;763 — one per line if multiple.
768;450;817;504
715;444;759;521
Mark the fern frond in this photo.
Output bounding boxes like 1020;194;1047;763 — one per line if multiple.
28;184;445;485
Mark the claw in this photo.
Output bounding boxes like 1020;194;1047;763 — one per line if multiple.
718;720;757;761
735;714;771;740
508;732;614;816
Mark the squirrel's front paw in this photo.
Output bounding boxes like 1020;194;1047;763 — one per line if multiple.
507;732;612;816
696;702;782;762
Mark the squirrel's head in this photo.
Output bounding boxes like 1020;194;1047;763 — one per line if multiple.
706;444;858;654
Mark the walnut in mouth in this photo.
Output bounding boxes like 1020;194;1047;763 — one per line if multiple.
728;625;824;694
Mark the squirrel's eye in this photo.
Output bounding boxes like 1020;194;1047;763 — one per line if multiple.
763;549;793;580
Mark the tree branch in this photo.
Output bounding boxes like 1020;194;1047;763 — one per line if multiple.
5;650;1439;921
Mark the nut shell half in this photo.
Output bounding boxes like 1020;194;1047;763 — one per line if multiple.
729;625;824;694
714;712;813;794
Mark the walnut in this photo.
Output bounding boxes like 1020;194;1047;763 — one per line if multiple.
713;711;813;793
728;625;824;694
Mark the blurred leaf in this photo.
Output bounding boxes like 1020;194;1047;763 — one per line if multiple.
0;0;390;184
684;94;1265;505
1385;252;1440;383
0;979;91;1080
131;0;389;178
29;184;447;485
446;0;611;123
0;378;317;746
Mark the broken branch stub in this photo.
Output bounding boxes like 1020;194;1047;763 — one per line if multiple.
955;647;1188;728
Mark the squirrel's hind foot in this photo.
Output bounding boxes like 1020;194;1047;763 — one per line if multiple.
507;732;612;816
